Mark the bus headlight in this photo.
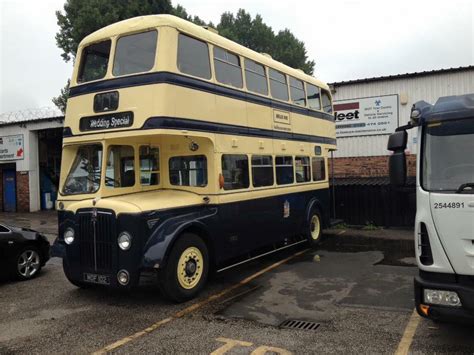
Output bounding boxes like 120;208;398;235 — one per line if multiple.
118;231;132;251
64;228;75;245
424;289;462;307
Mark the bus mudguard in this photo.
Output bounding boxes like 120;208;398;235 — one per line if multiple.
140;207;218;270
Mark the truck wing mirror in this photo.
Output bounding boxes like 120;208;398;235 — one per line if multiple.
387;131;408;187
387;131;407;151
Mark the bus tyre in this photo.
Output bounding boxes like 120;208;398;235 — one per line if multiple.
159;233;209;303
306;209;323;248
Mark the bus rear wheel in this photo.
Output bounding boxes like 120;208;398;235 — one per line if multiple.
159;233;209;303
306;209;323;248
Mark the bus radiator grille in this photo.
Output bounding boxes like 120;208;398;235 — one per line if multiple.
78;210;114;273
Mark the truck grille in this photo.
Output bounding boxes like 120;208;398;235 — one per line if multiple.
78;210;115;273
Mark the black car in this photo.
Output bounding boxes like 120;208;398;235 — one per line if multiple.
0;223;50;280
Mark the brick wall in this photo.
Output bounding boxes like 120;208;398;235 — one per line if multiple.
16;172;30;212
329;155;417;178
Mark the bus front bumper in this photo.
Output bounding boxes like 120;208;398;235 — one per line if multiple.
415;271;474;324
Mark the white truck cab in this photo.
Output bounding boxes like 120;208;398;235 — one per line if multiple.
388;94;474;323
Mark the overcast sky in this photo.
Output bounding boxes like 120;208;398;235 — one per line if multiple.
0;0;472;114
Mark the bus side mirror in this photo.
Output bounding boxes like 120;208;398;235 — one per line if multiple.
387;131;408;187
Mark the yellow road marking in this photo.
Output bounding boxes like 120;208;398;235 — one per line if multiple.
395;309;421;355
92;248;308;354
211;337;253;355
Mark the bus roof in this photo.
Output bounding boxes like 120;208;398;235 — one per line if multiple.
79;15;329;90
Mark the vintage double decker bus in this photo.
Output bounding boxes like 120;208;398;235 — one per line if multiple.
56;15;336;302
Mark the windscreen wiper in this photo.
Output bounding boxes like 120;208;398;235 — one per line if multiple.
456;182;474;193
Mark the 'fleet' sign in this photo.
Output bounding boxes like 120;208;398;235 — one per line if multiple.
333;94;398;137
0;134;24;161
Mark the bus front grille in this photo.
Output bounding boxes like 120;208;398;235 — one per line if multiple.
78;210;115;273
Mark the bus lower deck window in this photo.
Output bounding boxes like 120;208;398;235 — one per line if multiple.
140;146;160;186
106;145;135;188
251;155;274;187
222;154;249;190
312;157;326;181
295;156;310;182
276;156;294;185
169;155;208;187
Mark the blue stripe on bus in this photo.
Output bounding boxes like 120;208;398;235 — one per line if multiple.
143;116;336;145
68;72;335;122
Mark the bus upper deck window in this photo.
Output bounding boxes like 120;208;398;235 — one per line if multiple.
290;77;306;106
169;155;208;187
321;89;333;113
245;59;268;95
269;69;289;101
113;30;158;77
214;47;243;88
306;83;321;111
177;34;211;79
78;40;111;83
139;146;160;186
106;145;135;188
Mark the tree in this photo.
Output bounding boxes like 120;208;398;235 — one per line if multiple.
217;9;314;75
53;3;315;111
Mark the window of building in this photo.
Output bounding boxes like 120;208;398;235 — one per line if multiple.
251;155;274;187
321;89;333;113
221;154;249;190
106;145;135;188
113;30;158;77
244;59;268;95
269;69;289;101
177;34;211;79
275;156;294;185
295;156;311;183
214;46;243;88
290;77;306;106
169;155;207;187
139;146;160;186
78;40;111;83
312;157;326;181
306;83;321;110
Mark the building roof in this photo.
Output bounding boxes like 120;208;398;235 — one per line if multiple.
0;107;64;127
330;65;474;86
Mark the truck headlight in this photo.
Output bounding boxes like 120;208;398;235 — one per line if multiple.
424;289;462;307
118;231;132;251
64;227;75;245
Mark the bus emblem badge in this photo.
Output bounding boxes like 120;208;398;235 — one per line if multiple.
283;200;290;218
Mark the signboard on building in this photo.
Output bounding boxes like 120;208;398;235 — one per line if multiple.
333;94;399;137
0;134;24;161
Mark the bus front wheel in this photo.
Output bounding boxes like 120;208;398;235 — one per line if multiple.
306;209;322;248
159;233;209;303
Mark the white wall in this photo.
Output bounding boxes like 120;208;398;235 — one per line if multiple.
332;69;474;158
0;119;63;211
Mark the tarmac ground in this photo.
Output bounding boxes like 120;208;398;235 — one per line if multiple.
1;211;473;354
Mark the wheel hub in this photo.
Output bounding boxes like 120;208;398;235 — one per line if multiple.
185;259;197;276
177;247;204;290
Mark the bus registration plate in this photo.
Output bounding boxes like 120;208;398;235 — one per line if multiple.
83;273;110;285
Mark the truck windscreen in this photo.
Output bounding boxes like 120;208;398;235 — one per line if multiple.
422;118;474;192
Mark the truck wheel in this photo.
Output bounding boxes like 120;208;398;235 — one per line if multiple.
159;233;209;303
306;209;323;248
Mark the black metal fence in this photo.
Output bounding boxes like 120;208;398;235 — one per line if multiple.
330;177;416;228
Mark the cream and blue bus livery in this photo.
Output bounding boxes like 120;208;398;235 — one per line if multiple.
56;15;336;301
